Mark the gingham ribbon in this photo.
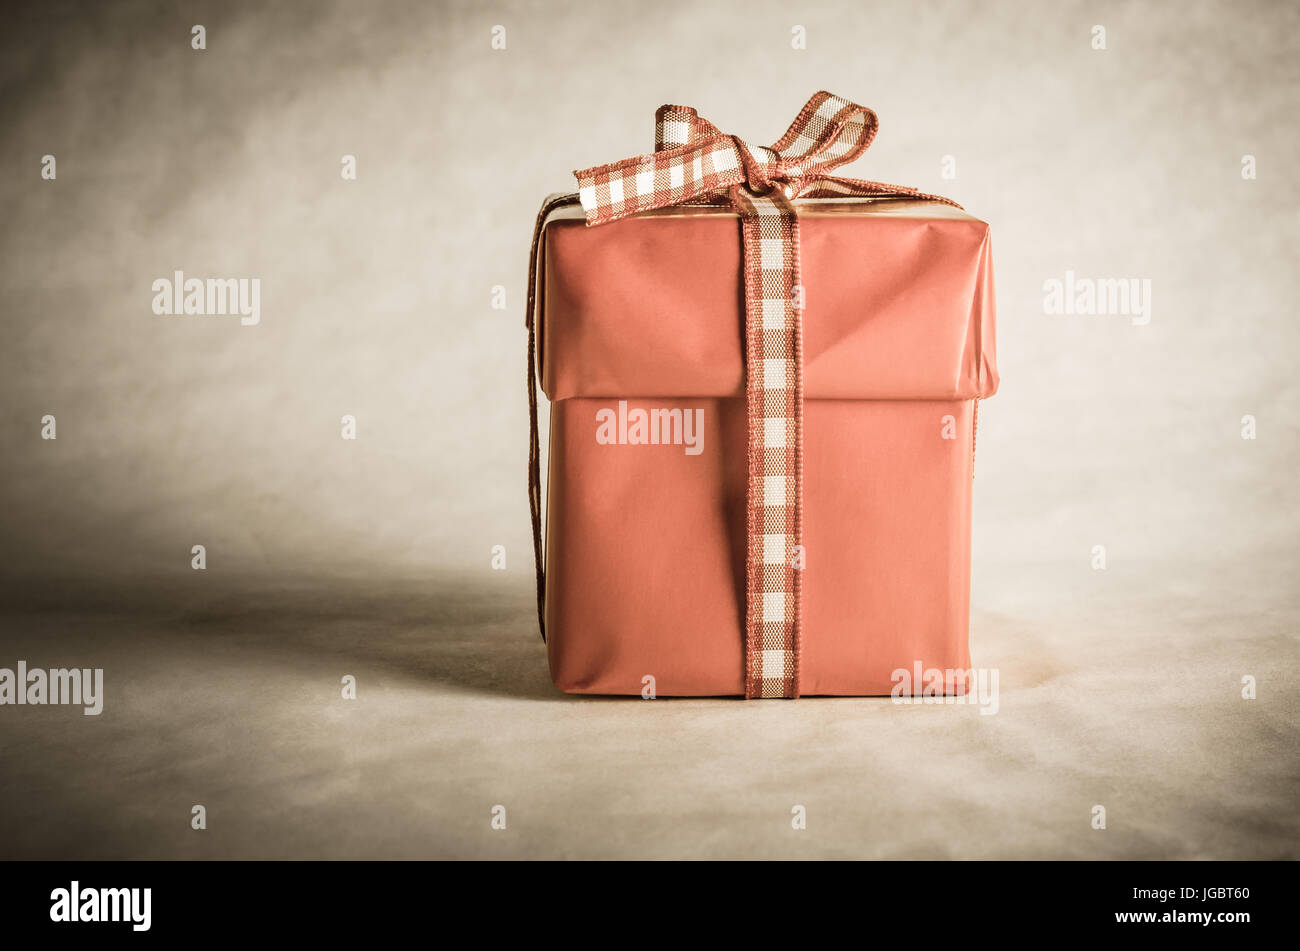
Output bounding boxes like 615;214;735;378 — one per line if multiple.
558;92;956;699
730;186;804;699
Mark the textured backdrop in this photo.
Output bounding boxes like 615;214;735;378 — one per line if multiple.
0;0;1296;858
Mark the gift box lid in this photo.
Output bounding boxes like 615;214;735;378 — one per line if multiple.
535;196;997;402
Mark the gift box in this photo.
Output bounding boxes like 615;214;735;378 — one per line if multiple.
525;94;998;698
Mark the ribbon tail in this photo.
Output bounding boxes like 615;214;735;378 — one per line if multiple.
799;175;962;209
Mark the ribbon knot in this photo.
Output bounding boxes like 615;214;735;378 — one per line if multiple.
730;136;782;197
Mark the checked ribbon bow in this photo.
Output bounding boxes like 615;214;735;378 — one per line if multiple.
527;92;957;698
574;91;955;223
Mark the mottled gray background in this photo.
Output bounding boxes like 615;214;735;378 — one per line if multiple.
0;0;1296;859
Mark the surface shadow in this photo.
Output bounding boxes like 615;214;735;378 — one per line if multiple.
0;570;595;703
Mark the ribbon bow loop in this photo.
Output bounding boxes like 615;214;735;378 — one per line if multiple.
771;92;878;182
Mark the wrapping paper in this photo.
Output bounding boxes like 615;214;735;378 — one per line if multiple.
535;197;998;696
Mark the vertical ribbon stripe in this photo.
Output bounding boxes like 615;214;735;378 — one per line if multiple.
732;186;802;699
